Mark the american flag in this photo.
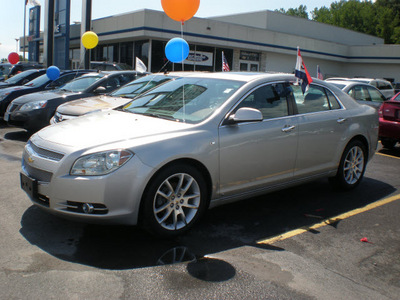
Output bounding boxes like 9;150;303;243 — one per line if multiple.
317;65;323;80
222;51;230;72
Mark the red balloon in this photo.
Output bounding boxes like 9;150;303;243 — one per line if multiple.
8;52;19;65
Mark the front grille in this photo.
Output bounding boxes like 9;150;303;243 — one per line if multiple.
60;201;109;215
27;140;64;161
22;158;53;182
32;194;50;207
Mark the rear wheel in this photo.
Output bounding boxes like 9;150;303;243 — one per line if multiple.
330;140;367;190
141;164;208;237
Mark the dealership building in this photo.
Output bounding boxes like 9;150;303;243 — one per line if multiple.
30;8;400;82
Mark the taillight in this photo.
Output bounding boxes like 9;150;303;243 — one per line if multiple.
380;102;400;121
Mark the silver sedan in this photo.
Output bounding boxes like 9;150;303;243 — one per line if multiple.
20;72;379;237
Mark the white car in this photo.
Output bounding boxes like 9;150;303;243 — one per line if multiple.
327;77;394;99
20;72;379;237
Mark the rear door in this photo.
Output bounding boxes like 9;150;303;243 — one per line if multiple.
292;83;348;178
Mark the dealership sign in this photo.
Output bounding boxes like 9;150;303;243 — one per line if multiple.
184;51;213;66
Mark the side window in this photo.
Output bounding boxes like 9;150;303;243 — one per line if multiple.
326;89;341;109
293;84;330;114
104;77;120;92
236;83;289;119
366;87;385;103
349;86;371;101
52;73;76;87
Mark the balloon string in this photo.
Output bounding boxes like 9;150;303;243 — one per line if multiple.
180;21;186;122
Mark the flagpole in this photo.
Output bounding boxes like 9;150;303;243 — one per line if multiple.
23;1;26;60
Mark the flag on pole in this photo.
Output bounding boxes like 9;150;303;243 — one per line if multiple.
135;57;147;73
317;65;323;80
295;47;313;93
222;51;230;72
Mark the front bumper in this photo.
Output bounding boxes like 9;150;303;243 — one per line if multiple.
21;141;154;225
5;107;50;132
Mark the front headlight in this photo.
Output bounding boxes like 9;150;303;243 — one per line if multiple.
70;150;133;176
19;100;48;111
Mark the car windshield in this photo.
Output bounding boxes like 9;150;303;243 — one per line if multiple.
123;77;244;123
24;74;50;87
3;70;36;84
111;75;173;99
60;74;104;92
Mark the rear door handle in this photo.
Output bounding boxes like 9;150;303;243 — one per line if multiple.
281;125;296;133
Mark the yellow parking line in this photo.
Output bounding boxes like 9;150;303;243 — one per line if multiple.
257;193;400;245
376;152;400;160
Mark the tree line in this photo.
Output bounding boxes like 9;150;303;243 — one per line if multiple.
277;0;400;44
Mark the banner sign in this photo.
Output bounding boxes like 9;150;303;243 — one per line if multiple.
53;0;70;69
184;51;213;66
28;6;40;62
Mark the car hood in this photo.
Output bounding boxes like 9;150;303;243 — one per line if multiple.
56;95;129;116
12;89;80;104
0;86;30;95
34;110;192;150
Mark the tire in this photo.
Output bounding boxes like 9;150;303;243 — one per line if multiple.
381;138;397;149
141;163;208;237
330;140;367;190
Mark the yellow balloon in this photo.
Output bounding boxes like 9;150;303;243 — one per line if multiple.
82;31;98;49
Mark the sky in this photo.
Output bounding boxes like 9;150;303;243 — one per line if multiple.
0;0;335;60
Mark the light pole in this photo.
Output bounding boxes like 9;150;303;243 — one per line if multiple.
15;39;19;52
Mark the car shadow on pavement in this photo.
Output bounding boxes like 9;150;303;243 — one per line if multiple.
19;177;395;271
378;146;400;158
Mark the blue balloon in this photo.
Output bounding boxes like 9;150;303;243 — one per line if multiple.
165;38;189;63
46;66;60;81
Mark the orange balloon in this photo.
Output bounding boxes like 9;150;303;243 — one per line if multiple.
161;0;200;22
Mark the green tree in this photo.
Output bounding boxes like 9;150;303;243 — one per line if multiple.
277;5;309;19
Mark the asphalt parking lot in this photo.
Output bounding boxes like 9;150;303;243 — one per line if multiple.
1;121;399;299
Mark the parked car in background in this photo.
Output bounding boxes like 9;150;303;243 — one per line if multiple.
326;77;394;99
8;61;43;77
90;61;132;71
19;73;378;237
0;70;91;118
51;72;180;124
5;70;144;132
378;92;400;149
0;69;46;89
327;80;386;109
0;63;12;81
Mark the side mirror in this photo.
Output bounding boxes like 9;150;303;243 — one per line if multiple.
226;107;263;124
93;86;107;94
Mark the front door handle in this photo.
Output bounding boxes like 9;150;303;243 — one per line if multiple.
282;125;296;133
337;118;347;124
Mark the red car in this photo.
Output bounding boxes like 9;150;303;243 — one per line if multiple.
379;92;400;148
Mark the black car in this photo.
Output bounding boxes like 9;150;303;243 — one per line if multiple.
0;70;91;118
5;71;144;132
0;69;45;89
8;61;43;77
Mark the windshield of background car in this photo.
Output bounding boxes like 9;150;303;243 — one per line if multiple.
24;74;50;87
123;77;244;123
3;70;36;84
111;76;173;99
60;74;104;92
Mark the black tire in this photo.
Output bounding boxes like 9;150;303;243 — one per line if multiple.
381;138;397;149
330;140;367;190
141;163;208;237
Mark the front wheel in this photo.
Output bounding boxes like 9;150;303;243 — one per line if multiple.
141;164;208;237
330;140;367;190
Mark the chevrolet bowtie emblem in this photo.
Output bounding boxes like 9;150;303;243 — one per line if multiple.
28;156;34;163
